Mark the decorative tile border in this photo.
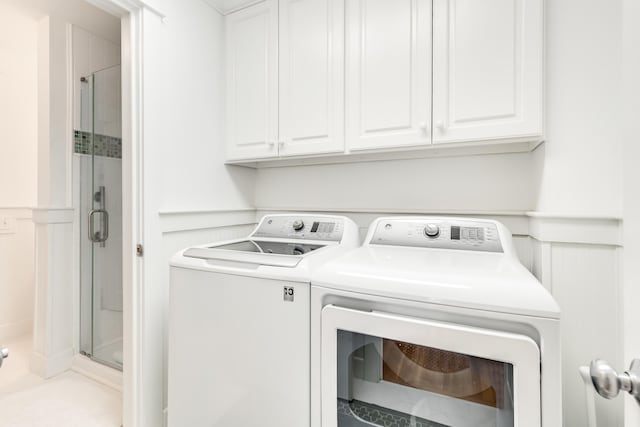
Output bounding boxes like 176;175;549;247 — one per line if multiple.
74;130;122;159
337;399;448;427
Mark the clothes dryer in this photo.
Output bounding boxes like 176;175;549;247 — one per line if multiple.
169;214;359;427
310;217;561;427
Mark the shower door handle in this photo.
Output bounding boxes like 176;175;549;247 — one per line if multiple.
88;209;109;243
0;346;8;368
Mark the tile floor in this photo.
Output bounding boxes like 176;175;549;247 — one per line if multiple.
0;335;122;427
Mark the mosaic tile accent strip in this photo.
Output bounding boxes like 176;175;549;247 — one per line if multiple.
337;398;448;427
74;130;122;159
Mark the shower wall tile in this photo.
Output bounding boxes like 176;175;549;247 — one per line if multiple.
73;26;121;132
74;130;122;159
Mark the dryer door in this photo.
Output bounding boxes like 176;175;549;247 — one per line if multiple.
321;305;540;427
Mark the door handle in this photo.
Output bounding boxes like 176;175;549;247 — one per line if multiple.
0;346;8;368
589;358;640;402
88;209;109;243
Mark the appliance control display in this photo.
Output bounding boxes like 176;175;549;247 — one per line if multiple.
252;216;344;242
451;226;484;241
310;222;335;234
451;226;461;240
371;219;503;253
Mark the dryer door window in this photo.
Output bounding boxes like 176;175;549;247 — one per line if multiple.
321;305;541;427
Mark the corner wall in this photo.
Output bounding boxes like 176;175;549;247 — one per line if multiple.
0;3;39;342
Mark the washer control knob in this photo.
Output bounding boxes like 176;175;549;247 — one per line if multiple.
292;220;305;231
424;224;440;238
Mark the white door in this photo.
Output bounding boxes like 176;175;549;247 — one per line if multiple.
278;0;344;157
226;0;278;160
432;0;543;144
321;305;541;427
346;0;432;152
622;0;640;422
623;145;640;426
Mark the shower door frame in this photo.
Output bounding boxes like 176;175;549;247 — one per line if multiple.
77;64;123;371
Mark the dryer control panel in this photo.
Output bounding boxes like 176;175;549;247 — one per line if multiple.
370;218;504;253
251;215;346;242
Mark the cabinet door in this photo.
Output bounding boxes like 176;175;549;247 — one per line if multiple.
279;0;345;157
432;0;543;144
226;0;278;160
346;0;432;151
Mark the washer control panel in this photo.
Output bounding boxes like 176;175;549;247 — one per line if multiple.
252;215;345;242
371;218;503;253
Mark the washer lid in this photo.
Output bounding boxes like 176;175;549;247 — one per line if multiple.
183;240;326;268
312;245;560;319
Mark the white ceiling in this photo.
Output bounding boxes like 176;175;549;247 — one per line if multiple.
3;0;121;43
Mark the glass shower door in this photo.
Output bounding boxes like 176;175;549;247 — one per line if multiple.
78;65;123;370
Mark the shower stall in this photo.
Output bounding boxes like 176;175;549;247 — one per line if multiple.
76;65;123;370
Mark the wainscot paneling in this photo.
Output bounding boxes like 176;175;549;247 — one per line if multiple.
0;208;34;341
549;243;622;427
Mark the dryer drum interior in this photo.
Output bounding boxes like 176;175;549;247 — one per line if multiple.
382;339;508;408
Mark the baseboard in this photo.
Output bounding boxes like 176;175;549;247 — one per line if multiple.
71;354;123;392
30;347;74;379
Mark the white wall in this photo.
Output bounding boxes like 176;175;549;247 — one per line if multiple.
0;3;38;342
534;0;623;215
0;3;39;208
537;1;625;425
255;153;533;212
138;1;256;424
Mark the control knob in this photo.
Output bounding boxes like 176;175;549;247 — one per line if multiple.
424;223;440;238
292;219;305;232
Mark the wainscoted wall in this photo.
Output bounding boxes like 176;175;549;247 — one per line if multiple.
0;209;35;342
256;208;623;427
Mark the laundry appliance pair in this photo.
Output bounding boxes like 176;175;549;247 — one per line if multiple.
168;214;560;427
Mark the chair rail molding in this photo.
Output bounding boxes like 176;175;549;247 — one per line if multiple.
32;207;74;224
527;212;622;247
158;208;257;233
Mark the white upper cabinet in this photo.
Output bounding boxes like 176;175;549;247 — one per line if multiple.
278;0;345;157
432;0;543;144
346;0;432;152
226;0;344;160
225;0;544;163
226;0;278;160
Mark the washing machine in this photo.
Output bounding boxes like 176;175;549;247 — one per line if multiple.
310;217;561;427
168;214;359;427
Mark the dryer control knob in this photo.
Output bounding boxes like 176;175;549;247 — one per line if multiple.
292;220;305;231
424;224;440;238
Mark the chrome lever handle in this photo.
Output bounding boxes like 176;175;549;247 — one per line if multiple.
590;359;640;402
